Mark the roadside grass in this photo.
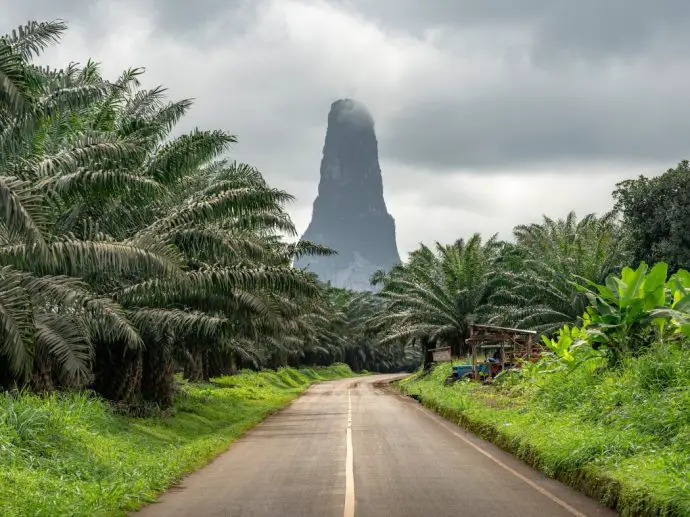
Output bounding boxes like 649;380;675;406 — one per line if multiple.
396;344;690;517
0;363;353;517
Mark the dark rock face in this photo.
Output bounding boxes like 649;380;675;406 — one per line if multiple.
295;99;400;290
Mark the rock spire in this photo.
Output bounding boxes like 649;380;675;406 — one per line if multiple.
295;99;400;290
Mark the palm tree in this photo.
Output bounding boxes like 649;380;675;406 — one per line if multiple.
0;19;346;408
485;211;630;335
292;287;415;373
372;234;503;365
0;22;169;392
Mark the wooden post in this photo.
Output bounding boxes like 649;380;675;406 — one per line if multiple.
469;326;477;379
471;343;476;379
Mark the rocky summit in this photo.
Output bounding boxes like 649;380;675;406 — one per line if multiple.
295;99;400;291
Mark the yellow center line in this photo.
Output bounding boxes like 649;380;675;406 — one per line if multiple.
344;389;355;517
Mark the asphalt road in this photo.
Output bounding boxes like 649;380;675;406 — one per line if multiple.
133;375;617;517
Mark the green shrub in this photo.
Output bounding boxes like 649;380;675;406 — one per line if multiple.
568;262;690;365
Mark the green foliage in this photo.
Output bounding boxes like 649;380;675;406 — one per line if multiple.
319;287;416;372
386;238;690;516
540;324;598;368
0;18;389;403
614;160;690;273
371;234;502;364
571;262;690;364
0;365;352;517
486;211;630;335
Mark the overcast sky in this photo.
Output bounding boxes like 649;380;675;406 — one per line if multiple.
3;0;688;257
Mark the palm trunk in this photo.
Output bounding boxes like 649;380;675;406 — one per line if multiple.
206;350;223;378
141;342;174;408
451;335;467;358
202;349;210;381
183;349;205;382
93;342;143;404
0;358;14;391
31;352;54;393
422;336;434;367
116;349;143;404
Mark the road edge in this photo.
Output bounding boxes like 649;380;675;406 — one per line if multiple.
129;374;357;516
381;377;637;516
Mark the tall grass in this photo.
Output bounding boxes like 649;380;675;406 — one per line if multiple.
397;344;690;517
0;364;353;517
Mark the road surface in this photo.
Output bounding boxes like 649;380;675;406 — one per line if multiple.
133;375;617;517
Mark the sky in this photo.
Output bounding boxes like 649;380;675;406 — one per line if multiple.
3;0;689;258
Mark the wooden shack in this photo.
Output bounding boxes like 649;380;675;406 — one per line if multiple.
428;323;541;377
466;324;539;377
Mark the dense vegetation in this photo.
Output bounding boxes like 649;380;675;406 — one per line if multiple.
0;23;369;515
614;160;690;273
2;17;690;517
7;20;685;406
366;210;633;363
0;20;409;411
399;345;689;516
370;167;690;514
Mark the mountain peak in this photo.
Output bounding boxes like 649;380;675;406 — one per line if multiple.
294;100;400;291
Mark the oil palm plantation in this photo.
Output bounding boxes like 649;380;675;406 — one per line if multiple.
485;211;630;335
371;234;503;365
0;19;349;407
0;21;167;391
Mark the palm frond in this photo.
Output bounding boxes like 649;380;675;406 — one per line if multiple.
3;20;66;60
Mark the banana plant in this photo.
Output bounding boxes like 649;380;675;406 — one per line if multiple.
573;262;690;365
541;324;603;371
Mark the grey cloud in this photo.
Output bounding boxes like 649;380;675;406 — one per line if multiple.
340;0;690;170
2;0;131;45
341;0;548;30
29;0;690;60
4;0;678;254
17;0;690;64
380;63;690;170
2;0;249;45
149;0;242;30
342;0;690;61
333;99;375;129
2;0;89;23
8;0;690;174
418;186;488;215
146;0;255;43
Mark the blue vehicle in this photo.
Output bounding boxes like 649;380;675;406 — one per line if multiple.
445;358;501;384
452;364;489;378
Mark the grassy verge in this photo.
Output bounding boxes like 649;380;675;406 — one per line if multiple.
0;363;353;517
395;346;690;517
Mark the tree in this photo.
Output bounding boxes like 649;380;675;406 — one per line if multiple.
0;21;159;392
295;287;414;373
0;19;354;409
486;211;629;335
613;160;690;273
372;234;502;365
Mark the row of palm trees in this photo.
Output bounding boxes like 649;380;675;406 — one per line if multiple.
368;212;630;364
0;20;637;408
0;20;401;408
